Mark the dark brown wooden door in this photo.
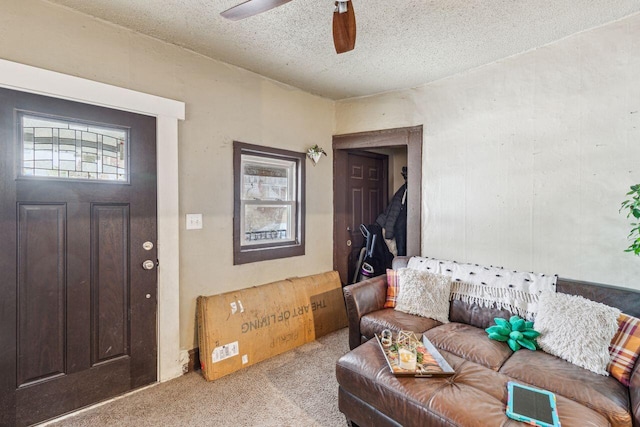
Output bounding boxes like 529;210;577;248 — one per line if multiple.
335;152;387;284
0;88;158;426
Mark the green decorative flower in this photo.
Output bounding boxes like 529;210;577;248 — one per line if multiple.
485;315;540;352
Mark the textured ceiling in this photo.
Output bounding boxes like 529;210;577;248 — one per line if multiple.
45;0;640;100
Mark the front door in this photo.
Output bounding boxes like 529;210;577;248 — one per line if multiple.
0;88;158;426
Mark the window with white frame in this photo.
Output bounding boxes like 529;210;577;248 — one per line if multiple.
233;141;305;264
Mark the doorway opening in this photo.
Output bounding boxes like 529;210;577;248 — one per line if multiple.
332;126;422;285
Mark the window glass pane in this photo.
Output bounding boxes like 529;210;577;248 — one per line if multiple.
20;114;128;182
241;155;294;202
242;204;294;245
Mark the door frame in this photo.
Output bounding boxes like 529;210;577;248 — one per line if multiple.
333;126;422;277
0;59;185;382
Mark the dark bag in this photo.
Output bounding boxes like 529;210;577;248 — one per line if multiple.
357;223;393;282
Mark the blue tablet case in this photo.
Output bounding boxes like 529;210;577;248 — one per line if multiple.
506;382;561;427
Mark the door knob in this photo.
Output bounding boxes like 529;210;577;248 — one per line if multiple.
142;260;155;270
346;240;352;247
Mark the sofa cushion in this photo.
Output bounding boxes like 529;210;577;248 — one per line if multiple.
336;338;612;427
395;269;451;323
500;349;632;427
535;291;620;375
425;323;513;371
449;299;516;330
360;308;441;340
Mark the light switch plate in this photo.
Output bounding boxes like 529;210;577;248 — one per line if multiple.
186;213;203;230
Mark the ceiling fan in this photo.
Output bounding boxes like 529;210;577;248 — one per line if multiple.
220;0;356;54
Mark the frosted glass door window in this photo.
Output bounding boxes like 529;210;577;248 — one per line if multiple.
20;114;128;182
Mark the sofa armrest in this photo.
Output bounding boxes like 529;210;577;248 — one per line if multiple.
631;360;640;427
343;275;388;350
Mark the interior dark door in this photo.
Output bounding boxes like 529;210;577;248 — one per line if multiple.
0;87;158;426
337;152;387;284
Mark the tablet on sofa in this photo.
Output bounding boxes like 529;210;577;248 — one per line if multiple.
506;382;561;427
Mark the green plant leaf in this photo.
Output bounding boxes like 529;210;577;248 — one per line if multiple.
621;184;640;256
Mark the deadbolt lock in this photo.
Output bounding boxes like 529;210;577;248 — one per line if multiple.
142;260;155;270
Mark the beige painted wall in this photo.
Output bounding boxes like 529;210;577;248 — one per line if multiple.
0;0;335;350
336;14;640;290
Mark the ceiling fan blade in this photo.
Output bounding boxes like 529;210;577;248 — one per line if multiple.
333;1;356;54
221;0;294;21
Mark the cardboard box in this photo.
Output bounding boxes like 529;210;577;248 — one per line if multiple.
196;270;347;381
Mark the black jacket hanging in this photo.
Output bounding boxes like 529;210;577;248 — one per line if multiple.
375;183;408;256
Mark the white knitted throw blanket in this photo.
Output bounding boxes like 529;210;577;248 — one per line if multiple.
407;256;557;320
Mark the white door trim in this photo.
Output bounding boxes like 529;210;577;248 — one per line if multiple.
0;58;185;382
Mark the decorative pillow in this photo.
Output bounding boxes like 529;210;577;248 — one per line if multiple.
485;316;540;352
608;313;640;386
535;292;620;376
394;269;451;323
384;269;400;308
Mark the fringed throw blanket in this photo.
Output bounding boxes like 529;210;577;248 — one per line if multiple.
407;256;557;320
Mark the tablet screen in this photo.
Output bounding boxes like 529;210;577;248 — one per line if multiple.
511;383;554;424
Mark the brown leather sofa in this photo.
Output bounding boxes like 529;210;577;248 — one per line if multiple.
336;257;640;427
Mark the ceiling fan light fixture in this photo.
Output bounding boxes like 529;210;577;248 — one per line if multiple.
222;0;357;55
221;0;294;21
332;0;356;54
335;1;349;14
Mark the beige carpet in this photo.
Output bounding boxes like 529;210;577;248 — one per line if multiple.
49;328;350;427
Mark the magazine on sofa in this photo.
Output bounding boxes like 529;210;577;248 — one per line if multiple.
375;332;455;378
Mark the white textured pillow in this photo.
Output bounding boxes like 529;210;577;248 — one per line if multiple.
535;292;620;375
395;268;451;323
